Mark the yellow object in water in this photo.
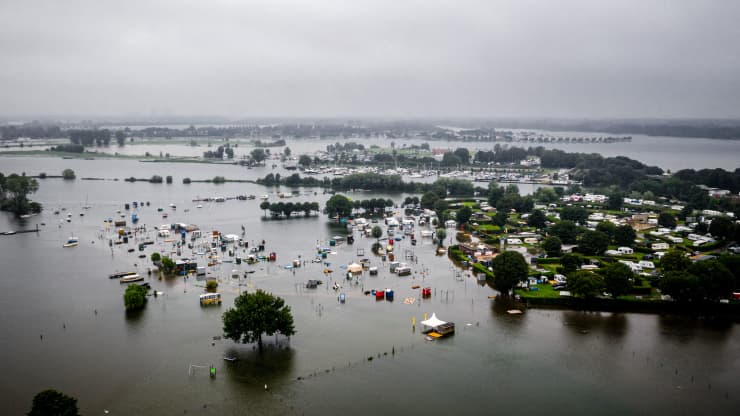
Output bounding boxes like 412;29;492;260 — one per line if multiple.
427;332;442;338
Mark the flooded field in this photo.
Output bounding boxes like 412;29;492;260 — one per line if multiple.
0;157;738;415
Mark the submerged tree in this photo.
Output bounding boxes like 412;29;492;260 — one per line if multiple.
222;290;295;352
28;389;79;416
123;284;148;311
492;251;528;295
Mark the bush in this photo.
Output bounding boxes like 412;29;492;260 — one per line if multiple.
29;389;79;416
124;284;148;311
150;252;161;263
150;175;163;183
166;175;173;184
213;176;226;184
206;280;218;291
183;177;191;184
62;168;76;180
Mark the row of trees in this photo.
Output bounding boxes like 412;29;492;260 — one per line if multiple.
259;201;320;218
69;129;112;146
203;144;235;159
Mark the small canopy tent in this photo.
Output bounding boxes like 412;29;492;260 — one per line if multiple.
420;313;447;330
348;263;363;274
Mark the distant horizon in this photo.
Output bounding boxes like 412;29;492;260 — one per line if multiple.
3;115;740;126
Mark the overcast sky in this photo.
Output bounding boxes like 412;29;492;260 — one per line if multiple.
1;0;739;119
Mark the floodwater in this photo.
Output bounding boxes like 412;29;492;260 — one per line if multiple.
3;129;740;171
0;156;739;415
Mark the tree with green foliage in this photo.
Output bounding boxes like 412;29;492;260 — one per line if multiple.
487;183;505;207
115;130;126;146
28;389;79;416
661;250;691;272
614;224;636;247
260;201;270;215
433;199;449;220
527;209;547;229
603;262;633;297
606;191;623;210
533;187;558;203
150;252;161;263
456;206;472;225
222;290;295;352
371;225;383;240
689;259;735;300
542;236;562;257
160;256;175;274
0;173;41;216
206;279;218;291
660;271;702;302
435;228;447;246
549;220;579;244
561;206;588;224
250;148;267;164
492;211;508;227
658;212;677;228
441;152;461;166
325;194;353;219
578;230;610;256
708;216;735;241
62;169;76;180
298;154;312;167
567;270;605;298
124;284;148;311
491;251;528;295
560;253;584;274
596;221;617;241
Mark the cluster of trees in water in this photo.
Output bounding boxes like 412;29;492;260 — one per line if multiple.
0;173;41;216
258;201;320;218
203;144;235;159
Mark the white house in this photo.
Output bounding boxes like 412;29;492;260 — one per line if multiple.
506;238;523;245
638;260;655;269
617;246;634;255
651;242;669;250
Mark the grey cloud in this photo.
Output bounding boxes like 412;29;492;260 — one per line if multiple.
1;0;739;119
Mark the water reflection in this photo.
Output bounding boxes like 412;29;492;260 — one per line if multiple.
657;315;733;344
561;310;628;339
490;296;526;331
224;345;295;390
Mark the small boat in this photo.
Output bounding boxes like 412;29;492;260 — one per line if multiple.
259;195;269;200
109;271;137;279
120;274;143;283
223;356;238;362
63;237;79;248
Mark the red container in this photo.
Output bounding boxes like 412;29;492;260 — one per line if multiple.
421;287;431;297
375;290;385;300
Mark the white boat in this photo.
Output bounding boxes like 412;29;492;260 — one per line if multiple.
120;274;143;283
63;237;79;248
259;195;269;200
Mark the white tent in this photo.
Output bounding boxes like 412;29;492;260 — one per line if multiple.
420;313;446;328
348;263;363;274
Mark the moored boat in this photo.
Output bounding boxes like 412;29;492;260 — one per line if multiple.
109;271;137;279
63;237;79;248
120;274;143;283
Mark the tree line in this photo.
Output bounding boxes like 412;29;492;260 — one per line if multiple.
259;201;320;218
